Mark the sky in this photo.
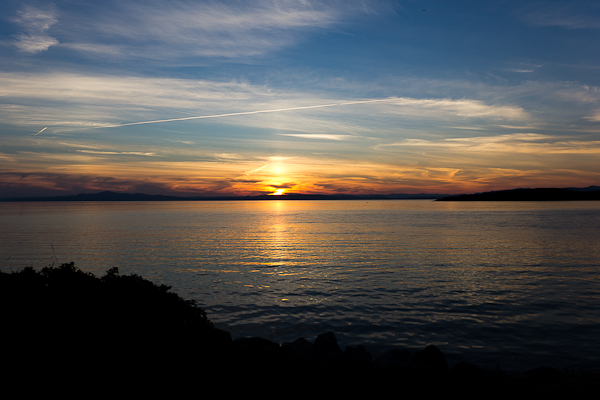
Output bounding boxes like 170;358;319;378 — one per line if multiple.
1;0;600;198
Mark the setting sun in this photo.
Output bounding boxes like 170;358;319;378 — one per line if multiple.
272;188;285;195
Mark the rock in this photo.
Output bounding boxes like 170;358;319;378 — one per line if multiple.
343;345;372;363
282;337;316;361
232;337;280;353
412;345;449;372
523;367;565;381
450;361;485;377
314;332;342;362
373;349;412;367
210;328;233;348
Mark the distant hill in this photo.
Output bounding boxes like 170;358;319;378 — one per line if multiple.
5;187;598;202
437;186;600;201
0;190;449;202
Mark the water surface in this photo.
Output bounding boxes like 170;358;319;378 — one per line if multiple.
2;200;599;371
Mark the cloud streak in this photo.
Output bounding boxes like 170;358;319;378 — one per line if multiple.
100;98;397;128
33;127;48;136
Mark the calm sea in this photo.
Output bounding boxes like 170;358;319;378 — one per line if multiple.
2;200;599;371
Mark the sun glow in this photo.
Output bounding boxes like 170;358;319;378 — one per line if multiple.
272;188;286;195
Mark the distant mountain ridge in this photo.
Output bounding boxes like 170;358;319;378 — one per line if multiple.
437;186;600;201
1;190;448;202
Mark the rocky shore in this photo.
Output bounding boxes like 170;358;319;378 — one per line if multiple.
203;330;599;396
2;263;598;395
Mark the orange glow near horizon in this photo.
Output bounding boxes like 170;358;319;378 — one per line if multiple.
4;148;600;198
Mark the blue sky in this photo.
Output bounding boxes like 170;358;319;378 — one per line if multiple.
1;0;600;197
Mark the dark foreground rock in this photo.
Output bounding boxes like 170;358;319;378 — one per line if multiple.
2;263;598;396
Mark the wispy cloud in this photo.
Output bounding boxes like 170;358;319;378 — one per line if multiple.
76;150;161;157
215;153;240;159
377;133;551;148
375;133;600;154
0;72;536;134
279;133;352;140
164;139;195;145
520;2;600;29
12;5;59;53
0;72;273;128
506;68;535;73
496;125;541;130
0;72;265;108
382;98;529;120
57;0;345;60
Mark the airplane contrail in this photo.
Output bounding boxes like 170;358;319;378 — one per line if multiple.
101;98;397;128
34;127;48;136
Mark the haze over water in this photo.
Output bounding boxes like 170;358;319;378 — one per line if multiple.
2;199;600;371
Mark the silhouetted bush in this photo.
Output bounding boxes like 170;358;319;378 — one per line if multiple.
1;263;217;371
1;263;213;332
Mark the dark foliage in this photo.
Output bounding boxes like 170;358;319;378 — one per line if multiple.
1;262;220;390
1;262;213;337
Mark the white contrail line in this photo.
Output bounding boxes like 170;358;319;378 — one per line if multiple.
34;127;47;136
100;98;396;128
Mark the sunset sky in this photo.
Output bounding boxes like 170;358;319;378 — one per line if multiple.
1;0;600;197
